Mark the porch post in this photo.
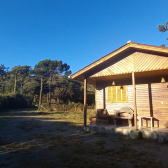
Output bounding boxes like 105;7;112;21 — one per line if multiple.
132;72;137;130
148;83;153;117
84;78;87;126
103;88;106;109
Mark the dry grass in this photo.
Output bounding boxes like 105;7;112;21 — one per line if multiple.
0;108;167;168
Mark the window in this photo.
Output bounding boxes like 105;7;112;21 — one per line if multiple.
107;85;128;103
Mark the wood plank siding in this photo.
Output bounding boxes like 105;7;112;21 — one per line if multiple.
96;83;168;128
91;52;168;78
70;42;168;128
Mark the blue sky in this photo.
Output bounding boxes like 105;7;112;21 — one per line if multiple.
0;0;168;74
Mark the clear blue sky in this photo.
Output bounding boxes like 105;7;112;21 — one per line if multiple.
0;0;168;74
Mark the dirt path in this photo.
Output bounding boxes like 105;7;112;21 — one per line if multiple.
0;108;168;168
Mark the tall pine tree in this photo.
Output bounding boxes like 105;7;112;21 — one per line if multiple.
158;21;168;47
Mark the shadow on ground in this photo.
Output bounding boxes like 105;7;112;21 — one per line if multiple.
0;108;168;168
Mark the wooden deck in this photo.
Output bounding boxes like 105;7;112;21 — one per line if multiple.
84;124;168;142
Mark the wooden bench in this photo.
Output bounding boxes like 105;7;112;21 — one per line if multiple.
113;107;134;127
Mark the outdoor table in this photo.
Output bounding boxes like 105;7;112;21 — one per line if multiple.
138;116;153;130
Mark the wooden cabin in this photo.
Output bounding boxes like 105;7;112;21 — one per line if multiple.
70;41;168;129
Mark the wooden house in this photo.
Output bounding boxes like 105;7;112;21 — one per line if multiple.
70;41;168;129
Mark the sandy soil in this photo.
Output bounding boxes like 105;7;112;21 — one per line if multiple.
0;108;168;168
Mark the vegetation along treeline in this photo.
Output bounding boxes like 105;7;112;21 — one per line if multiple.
158;21;168;47
0;60;95;111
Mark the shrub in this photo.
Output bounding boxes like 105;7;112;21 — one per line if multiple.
0;93;29;111
42;102;95;112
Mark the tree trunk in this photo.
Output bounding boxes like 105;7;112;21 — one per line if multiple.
47;93;49;103
38;77;43;111
2;85;4;94
0;78;4;94
33;95;36;104
57;97;59;104
21;77;23;94
21;84;23;94
48;76;52;109
14;75;17;94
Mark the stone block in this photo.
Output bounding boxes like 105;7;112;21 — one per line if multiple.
149;132;158;140
130;130;140;139
90;126;96;132
164;133;168;142
104;127;110;134
142;130;152;139
114;128;123;135
122;129;131;135
158;136;165;143
98;127;105;133
84;126;91;132
109;128;115;134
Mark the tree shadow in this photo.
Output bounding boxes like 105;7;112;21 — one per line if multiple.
0;108;167;168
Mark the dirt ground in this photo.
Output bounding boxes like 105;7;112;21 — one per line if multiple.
0;107;168;168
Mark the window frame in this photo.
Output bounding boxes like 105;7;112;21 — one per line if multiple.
107;85;128;103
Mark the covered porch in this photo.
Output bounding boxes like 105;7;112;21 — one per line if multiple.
84;71;168;130
70;42;168;135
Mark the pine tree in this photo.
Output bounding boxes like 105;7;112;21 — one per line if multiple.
158;21;168;47
30;59;71;110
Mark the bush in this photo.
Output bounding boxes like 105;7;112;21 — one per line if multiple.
42;102;95;112
0;93;29;111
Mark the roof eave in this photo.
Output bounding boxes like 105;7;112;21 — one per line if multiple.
70;42;168;81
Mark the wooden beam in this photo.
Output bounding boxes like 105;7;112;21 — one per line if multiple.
84;78;87;126
95;88;97;111
148;83;153;128
148;83;153;117
103;88;106;109
132;72;137;130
